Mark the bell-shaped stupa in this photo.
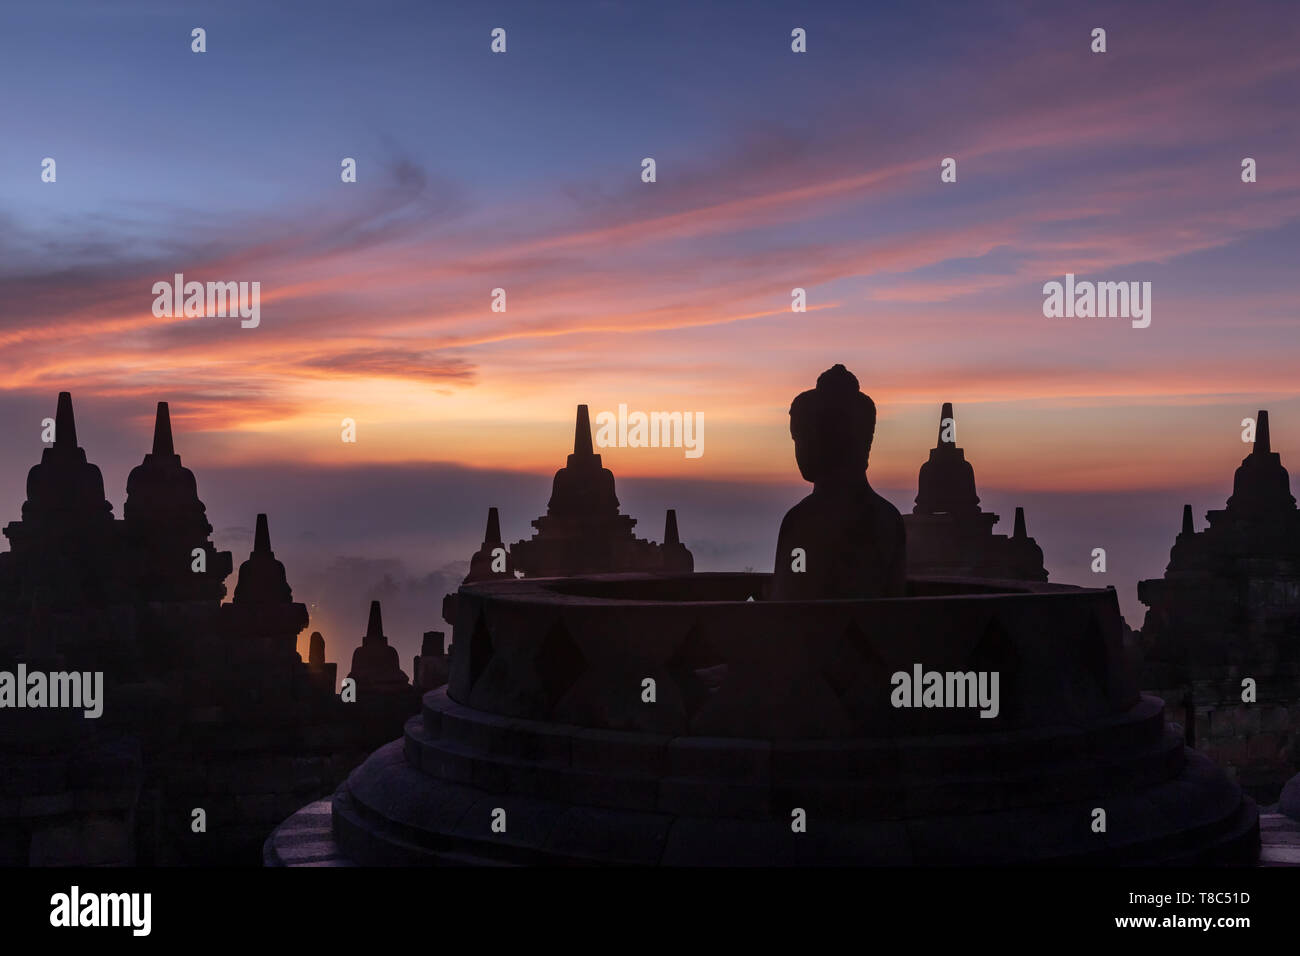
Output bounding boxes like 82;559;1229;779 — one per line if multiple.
903;402;1047;582
1139;410;1300;801
347;600;410;696
224;514;309;652
123;402;232;602
1;392;122;606
914;402;981;516
508;405;692;577
1225;411;1295;518
234;514;293;605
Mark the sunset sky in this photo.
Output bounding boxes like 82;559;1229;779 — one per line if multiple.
2;0;1297;664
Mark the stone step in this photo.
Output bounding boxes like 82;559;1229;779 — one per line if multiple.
333;747;599;866
330;737;1257;865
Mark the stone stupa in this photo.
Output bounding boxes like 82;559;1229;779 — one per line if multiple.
341;600;420;747
123;402;232;603
1139;410;1300;801
224;514;309;659
442;407;696;630
347;601;410;698
904;402;1047;582
1;392;124;608
509;404;689;577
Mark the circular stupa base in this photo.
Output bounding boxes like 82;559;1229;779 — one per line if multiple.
325;687;1256;865
317;573;1261;865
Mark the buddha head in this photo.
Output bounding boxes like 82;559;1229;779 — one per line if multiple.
789;364;877;483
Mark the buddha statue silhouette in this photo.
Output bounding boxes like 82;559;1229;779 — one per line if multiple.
771;364;906;599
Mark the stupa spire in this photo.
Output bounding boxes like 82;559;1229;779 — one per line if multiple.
938;402;954;448
54;391;77;448
573;404;594;458
1013;507;1027;539
664;509;680;546
152;402;174;456
309;631;325;666
1256;410;1270;454
1182;504;1194;535
460;507;514;584
254;513;272;554
365;600;384;644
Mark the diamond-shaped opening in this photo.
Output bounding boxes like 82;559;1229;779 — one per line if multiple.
968;615;1020;721
826;620;893;729
536;620;585;709
665;620;722;719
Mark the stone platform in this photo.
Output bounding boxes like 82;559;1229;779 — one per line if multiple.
273;573;1261;865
